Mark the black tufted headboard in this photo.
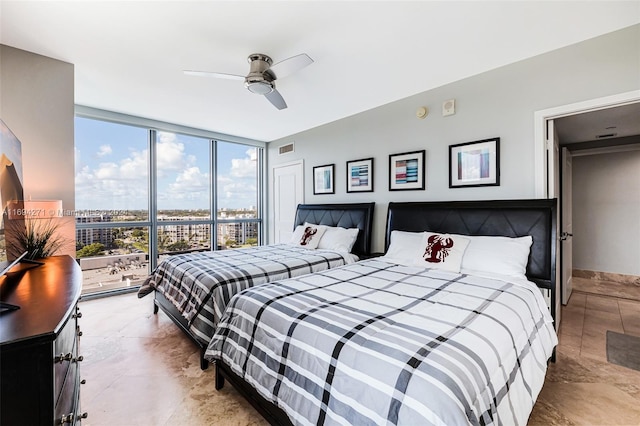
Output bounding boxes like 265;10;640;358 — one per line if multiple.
386;199;557;294
294;203;375;256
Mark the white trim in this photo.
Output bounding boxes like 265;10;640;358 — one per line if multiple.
274;159;304;169
534;90;640;198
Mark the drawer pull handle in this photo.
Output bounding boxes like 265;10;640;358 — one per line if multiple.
73;355;84;363
55;353;73;363
73;312;83;319
77;412;88;421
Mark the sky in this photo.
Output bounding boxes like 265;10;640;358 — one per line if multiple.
74;117;257;212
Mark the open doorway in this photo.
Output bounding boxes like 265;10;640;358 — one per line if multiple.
535;92;640;315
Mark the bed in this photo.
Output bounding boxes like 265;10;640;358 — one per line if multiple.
205;199;558;425
139;202;374;369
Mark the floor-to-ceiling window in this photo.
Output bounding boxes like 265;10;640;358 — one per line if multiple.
75;117;150;295
74;109;264;296
155;131;212;262
216;141;260;249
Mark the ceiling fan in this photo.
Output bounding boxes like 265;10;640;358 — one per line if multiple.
184;53;313;110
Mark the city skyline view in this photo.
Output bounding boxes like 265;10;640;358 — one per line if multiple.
75;117;258;211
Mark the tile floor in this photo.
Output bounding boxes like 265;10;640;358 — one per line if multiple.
529;277;640;425
79;277;640;425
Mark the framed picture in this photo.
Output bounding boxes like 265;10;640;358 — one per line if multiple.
313;164;335;194
346;157;374;193
449;137;500;188
389;150;425;191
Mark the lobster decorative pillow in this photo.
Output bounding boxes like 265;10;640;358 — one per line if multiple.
414;232;470;272
289;223;327;249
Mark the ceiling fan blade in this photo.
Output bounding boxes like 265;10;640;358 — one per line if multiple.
268;53;313;79
264;89;287;110
183;70;244;80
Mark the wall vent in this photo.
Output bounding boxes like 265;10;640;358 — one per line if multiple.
278;142;295;155
596;133;618;139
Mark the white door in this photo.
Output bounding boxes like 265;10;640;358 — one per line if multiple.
273;160;304;243
546;119;561;329
547;120;560;199
561;147;573;304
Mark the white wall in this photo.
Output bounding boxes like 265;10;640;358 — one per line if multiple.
572;149;640;276
0;44;76;257
268;25;640;252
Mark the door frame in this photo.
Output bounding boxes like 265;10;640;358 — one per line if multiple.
534;90;640;198
561;146;573;305
533;90;640;325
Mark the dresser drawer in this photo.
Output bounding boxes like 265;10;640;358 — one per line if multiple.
54;359;78;425
54;308;79;406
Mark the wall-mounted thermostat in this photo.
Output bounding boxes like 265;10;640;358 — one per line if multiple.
442;99;456;116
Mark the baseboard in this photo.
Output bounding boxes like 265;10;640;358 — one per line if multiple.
573;269;640;286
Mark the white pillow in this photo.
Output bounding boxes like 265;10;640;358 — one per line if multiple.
413;232;470;273
459;234;533;278
289;223;327;249
382;230;426;266
317;226;359;253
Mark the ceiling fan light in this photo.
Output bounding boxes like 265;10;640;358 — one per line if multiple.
245;80;273;95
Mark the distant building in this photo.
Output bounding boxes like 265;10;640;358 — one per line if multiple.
76;214;114;247
217;221;257;247
158;217;211;246
76;209;258;249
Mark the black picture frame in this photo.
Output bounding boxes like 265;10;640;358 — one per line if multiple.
313;164;335;195
346;158;374;193
388;150;425;191
449;137;500;188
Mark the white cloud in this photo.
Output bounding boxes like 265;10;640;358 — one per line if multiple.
93;162;119;179
119;150;148;179
75;163;148;210
230;148;257;178
216;148;258;208
97;144;112;157
75;133;258;210
165;166;210;202
75;144;149;209
156;132;191;172
217;175;257;207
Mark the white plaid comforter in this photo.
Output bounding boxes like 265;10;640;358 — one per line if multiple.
138;244;357;344
206;258;557;426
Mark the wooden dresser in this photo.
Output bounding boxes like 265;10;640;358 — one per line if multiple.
0;255;87;425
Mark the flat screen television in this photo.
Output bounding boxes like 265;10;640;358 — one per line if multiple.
0;118;27;276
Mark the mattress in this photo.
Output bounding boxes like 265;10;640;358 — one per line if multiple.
138;244;357;343
206;258;557;425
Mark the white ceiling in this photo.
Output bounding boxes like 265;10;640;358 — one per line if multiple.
1;1;639;142
555;102;640;145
